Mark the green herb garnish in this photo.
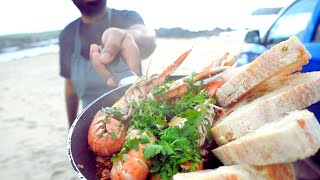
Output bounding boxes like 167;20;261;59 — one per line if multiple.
112;74;214;179
282;45;288;52
102;106;124;116
110;131;118;140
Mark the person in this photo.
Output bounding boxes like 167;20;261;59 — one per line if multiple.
59;0;156;127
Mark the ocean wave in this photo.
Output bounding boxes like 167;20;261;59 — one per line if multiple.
0;44;59;62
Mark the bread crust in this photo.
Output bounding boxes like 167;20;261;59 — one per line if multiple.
212;110;320;166
172;163;295;180
216;36;311;107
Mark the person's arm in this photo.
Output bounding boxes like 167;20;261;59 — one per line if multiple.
65;78;79;127
126;24;156;59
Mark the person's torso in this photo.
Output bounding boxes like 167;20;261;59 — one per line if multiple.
65;9;139;108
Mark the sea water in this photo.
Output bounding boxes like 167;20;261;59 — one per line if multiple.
0;45;59;62
0;38;59;62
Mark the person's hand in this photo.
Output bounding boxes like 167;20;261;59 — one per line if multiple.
90;27;140;86
90;43;117;87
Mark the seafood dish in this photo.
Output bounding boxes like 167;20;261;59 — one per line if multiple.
69;36;320;180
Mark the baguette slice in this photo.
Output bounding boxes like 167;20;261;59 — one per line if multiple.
173;163;295;180
212;110;320;166
216;36;311;107
212;72;320;145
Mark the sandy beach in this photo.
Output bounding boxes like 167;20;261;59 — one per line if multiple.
0;37;242;180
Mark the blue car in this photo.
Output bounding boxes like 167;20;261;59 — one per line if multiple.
238;0;320;120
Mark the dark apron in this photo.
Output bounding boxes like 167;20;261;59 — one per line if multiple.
70;8;134;108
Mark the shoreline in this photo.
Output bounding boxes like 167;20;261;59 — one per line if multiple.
0;44;59;62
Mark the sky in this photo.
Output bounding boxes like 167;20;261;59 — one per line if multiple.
0;0;294;36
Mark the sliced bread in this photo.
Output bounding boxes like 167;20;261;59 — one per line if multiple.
211;72;320;145
212;110;320;166
216;36;311;107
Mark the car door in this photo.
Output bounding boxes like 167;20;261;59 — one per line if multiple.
301;1;320;72
262;0;320;120
303;2;320;120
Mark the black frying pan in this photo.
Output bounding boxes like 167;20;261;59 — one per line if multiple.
67;83;130;179
66;76;222;179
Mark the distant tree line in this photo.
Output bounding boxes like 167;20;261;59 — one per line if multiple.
0;27;234;53
155;27;233;38
0;31;60;52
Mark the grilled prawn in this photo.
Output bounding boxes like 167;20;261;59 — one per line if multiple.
88;110;127;156
111;130;156;180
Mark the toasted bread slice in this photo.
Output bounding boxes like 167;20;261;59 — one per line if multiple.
216;36;311;107
172;163;295;180
212;110;320;166
212;72;320;145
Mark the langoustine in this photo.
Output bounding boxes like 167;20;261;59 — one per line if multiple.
88;110;127;156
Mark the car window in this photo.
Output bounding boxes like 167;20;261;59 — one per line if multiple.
265;0;318;46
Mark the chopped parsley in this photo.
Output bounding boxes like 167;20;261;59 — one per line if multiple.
282;45;288;52
101;106;124;117
112;75;215;179
110;131;118;140
152;83;171;95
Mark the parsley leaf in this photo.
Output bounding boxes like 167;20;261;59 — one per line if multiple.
110;131;117;140
101;106;124;116
139;135;151;144
111;74;214;179
179;109;204;137
126;138;140;151
144;144;163;158
160;141;174;155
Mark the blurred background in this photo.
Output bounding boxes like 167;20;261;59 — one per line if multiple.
3;0;320;179
0;0;294;63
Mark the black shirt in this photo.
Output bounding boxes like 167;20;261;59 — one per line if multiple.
59;9;144;78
